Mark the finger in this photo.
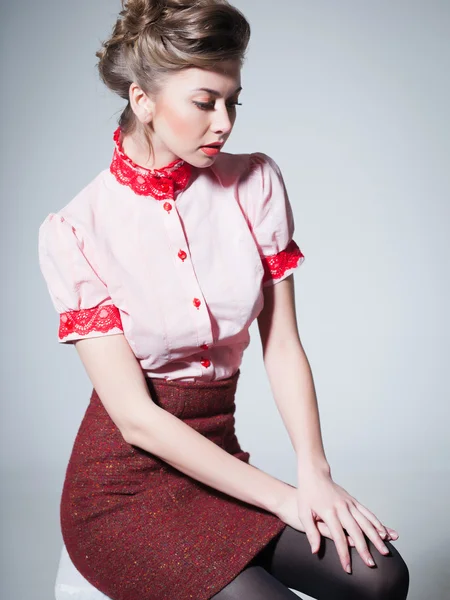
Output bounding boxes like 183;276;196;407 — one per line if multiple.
323;509;352;573
299;510;322;554
354;502;399;539
348;504;391;556
353;500;390;537
386;527;399;540
317;521;356;547
336;505;377;568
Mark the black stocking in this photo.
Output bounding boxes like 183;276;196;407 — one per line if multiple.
213;525;409;599
211;564;301;599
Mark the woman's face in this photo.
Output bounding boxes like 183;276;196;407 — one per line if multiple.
148;59;242;168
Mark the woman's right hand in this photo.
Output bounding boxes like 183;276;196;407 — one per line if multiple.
273;484;357;549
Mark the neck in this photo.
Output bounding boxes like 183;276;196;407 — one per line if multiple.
121;129;179;171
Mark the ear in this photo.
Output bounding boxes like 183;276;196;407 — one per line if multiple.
128;82;155;124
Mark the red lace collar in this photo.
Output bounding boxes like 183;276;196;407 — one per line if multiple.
109;127;192;200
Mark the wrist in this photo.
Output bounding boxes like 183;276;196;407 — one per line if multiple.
297;458;331;478
264;477;294;515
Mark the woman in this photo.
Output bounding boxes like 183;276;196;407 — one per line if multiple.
38;1;410;598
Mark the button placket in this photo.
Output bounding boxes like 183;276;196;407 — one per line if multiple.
199;338;211;370
159;201;213;370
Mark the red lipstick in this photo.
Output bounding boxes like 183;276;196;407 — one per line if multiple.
200;141;224;157
200;146;221;156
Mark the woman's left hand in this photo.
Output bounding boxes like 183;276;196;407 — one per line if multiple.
296;466;399;573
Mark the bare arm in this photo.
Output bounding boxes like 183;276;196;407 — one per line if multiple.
74;333;290;513
257;275;331;475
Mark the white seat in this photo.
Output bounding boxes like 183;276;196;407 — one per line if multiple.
55;544;111;600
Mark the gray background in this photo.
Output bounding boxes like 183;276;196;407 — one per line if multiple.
1;0;449;598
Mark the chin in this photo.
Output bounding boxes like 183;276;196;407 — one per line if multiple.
185;152;218;168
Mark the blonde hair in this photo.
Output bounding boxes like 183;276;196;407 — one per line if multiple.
96;0;251;154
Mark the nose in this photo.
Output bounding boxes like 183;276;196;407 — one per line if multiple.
211;104;234;135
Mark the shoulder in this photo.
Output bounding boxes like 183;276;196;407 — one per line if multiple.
38;169;111;243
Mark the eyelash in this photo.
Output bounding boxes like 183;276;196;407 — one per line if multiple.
193;101;243;111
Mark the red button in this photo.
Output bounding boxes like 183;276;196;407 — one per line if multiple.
160;180;171;192
178;250;187;262
163;202;172;213
201;359;211;368
193;298;201;309
200;344;209;350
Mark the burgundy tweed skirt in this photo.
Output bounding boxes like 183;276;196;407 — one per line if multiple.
60;370;287;600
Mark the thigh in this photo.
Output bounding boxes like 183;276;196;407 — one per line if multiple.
253;525;410;600
211;565;302;599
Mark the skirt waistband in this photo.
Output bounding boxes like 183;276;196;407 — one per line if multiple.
145;369;241;420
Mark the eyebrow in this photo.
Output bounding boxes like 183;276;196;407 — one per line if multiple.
192;86;242;96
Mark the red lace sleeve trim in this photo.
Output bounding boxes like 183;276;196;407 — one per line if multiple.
58;305;123;341
262;240;305;283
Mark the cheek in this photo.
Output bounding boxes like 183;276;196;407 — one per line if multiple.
159;104;205;140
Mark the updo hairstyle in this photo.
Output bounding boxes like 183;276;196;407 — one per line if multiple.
96;0;251;151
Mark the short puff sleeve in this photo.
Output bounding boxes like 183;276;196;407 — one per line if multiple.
244;153;305;286
38;213;123;344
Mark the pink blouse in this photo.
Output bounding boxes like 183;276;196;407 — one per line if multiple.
38;128;305;381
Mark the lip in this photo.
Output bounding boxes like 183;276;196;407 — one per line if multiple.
200;146;221;156
201;142;224;148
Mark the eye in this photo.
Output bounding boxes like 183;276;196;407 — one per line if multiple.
193;101;215;111
193;100;243;111
226;101;243;109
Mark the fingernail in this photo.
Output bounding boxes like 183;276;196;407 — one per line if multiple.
367;557;375;566
382;545;390;554
346;563;352;574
